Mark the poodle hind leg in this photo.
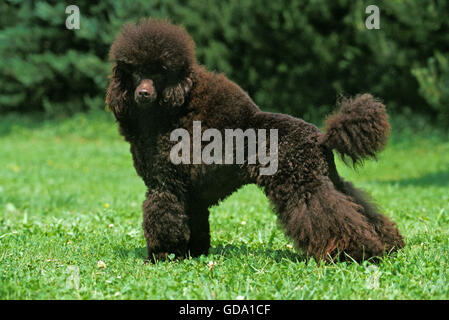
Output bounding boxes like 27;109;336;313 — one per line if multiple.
336;178;405;253
268;178;389;262
142;189;190;262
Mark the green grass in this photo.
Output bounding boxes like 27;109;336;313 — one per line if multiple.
0;112;448;299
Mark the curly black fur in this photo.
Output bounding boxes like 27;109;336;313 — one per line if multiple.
106;18;405;263
319;94;391;166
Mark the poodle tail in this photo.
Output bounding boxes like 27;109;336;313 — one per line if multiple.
319;94;390;166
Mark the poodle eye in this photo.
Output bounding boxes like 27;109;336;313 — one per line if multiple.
117;62;132;74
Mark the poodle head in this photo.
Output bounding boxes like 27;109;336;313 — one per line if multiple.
106;18;196;116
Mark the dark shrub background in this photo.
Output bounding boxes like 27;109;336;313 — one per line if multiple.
0;0;448;125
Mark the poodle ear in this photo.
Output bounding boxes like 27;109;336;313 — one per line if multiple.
161;76;193;107
106;62;131;118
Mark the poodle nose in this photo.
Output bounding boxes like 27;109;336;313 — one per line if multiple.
135;79;157;104
137;80;154;95
138;89;151;97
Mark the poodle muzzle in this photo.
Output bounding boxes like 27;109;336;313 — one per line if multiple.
134;79;158;105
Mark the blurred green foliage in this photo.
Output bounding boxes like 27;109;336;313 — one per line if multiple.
0;0;448;124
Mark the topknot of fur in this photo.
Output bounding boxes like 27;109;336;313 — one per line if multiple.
109;18;196;72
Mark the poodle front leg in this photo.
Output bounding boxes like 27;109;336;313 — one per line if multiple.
142;189;190;262
186;202;211;257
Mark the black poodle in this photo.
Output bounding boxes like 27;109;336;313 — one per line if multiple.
106;18;405;262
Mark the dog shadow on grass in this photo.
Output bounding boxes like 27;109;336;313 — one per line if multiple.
209;244;306;263
378;170;449;187
114;246;147;260
114;243;306;264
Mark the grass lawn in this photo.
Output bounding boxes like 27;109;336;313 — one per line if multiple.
0;112;448;300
